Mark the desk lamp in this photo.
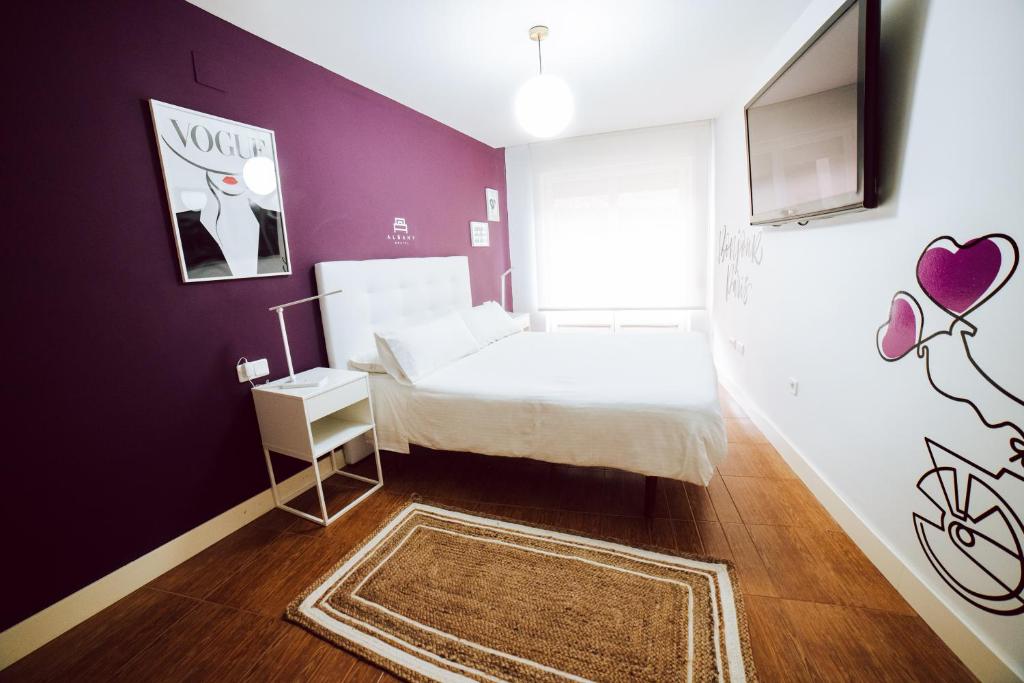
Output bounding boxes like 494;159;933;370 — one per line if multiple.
269;288;343;389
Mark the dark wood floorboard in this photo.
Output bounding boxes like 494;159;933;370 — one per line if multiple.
0;588;198;682
112;599;283;681
2;387;974;682
148;522;281;600
241;621;359;682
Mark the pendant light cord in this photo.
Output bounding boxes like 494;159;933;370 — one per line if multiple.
537;38;543;74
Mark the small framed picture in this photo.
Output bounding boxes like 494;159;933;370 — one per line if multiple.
470;221;490;247
485;188;500;222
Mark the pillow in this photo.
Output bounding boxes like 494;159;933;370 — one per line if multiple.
458;301;522;347
374;311;480;385
348;350;387;374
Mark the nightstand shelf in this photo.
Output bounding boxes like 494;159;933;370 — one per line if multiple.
252;367;383;526
311;417;373;455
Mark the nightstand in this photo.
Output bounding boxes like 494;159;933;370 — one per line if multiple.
252;367;382;526
512;312;531;331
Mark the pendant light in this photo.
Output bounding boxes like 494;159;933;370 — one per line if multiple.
515;25;574;139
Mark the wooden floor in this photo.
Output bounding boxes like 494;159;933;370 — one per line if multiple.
3;389;974;682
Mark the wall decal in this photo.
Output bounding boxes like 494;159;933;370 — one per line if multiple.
388;217;415;246
149;100;290;282
876;232;1024;615
916;439;1024;614
717;224;763;305
877;291;923;361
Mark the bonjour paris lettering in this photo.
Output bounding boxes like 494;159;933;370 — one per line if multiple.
717;225;763;305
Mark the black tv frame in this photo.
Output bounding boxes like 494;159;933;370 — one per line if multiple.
744;0;879;226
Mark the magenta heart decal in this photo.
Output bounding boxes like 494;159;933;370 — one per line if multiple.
877;292;922;361
917;236;1003;315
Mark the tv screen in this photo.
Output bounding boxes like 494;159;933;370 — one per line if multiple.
745;0;878;226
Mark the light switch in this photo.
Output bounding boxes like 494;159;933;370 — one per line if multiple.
251;358;269;377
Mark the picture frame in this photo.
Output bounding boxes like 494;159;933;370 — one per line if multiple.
470;221;490;247
485;187;500;222
149;99;291;283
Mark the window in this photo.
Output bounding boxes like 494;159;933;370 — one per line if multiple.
546;309;706;335
528;122;711;312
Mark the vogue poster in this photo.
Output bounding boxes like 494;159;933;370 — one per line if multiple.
149;100;291;282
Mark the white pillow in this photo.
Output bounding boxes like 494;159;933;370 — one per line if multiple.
348;350;387;374
374;311;480;385
458;301;521;347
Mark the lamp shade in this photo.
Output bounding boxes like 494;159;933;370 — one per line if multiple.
515;74;574;139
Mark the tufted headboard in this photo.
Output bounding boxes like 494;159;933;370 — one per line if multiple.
315;256;473;369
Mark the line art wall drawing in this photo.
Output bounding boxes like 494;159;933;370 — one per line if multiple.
876;233;1023;615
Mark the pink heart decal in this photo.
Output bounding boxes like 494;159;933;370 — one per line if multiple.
877;293;922;360
917;236;1003;315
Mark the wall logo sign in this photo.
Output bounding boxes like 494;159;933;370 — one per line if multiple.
717;224;763;305
388;217;416;246
149;100;290;283
876;233;1024;615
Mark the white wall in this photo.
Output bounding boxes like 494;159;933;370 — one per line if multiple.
712;0;1024;679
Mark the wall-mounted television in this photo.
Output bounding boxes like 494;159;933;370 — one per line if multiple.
745;0;879;226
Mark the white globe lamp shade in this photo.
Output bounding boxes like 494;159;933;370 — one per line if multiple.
515;74;574;139
242;156;278;195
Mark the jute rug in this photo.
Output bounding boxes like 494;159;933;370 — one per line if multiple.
287;502;757;682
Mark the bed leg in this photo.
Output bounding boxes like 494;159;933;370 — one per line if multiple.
644;476;658;518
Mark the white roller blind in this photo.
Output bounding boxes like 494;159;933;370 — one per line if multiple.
530;121;711;310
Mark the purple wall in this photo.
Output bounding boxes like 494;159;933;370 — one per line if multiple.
4;1;508;630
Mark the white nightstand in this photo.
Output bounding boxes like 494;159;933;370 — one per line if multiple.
512;312;531;331
252;367;382;526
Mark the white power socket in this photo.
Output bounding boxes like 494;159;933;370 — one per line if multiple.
788;378;799;396
237;358;270;383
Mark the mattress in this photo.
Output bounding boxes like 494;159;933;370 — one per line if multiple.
367;331;726;485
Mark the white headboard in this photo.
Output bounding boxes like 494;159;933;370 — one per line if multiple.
315;256;472;368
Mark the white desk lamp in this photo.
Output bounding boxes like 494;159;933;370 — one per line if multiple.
499;267;513;312
269;288;343;389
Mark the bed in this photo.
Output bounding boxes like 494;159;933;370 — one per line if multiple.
316;256;726;510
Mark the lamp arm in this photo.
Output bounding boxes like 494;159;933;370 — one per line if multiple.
275;307;297;382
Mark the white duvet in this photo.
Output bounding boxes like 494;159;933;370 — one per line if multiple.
368;331;727;485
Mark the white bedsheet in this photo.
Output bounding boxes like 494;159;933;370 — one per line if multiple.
367;332;726;485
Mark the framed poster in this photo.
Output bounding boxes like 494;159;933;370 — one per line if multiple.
485;187;500;222
149;100;291;283
470;221;490;247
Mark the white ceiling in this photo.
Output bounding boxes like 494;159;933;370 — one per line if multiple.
187;0;813;148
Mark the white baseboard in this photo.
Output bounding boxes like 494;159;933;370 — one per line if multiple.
0;458;338;671
718;373;1021;682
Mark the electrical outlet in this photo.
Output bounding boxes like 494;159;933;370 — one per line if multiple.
237;358;270;383
788;378;799;396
